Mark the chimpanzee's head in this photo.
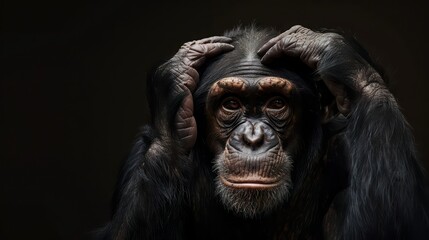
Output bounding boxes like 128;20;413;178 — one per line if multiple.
194;27;323;218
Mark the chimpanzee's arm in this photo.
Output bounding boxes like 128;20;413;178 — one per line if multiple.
98;37;234;240
258;25;429;239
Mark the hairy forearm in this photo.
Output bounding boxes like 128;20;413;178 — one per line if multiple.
103;126;190;239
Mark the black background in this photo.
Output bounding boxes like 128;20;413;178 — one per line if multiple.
1;0;428;239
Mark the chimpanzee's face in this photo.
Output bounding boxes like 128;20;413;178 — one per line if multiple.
206;75;304;218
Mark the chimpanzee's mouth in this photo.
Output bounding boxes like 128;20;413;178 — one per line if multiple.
220;175;281;189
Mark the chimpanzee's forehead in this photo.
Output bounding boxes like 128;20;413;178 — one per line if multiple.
221;59;306;85
223;59;278;77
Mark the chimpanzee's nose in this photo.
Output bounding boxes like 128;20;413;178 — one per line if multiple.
229;121;278;154
242;122;264;149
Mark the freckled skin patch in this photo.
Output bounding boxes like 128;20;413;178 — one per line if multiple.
218;77;245;89
209;77;246;96
258;77;294;95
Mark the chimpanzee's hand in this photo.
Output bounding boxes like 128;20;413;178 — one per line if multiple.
154;37;234;151
257;25;384;114
258;25;339;69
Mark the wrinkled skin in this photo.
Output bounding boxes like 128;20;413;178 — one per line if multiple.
205;76;297;217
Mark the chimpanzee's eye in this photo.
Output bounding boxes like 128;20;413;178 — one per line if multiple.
267;97;286;110
221;97;241;111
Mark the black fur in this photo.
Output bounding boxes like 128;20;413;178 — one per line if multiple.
97;26;429;240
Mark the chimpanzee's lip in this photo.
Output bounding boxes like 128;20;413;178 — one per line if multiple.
220;175;281;189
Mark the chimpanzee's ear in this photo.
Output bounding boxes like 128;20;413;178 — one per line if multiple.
325;79;351;114
317;79;350;137
318;79;351;120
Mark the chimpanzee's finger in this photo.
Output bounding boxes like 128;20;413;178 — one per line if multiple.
189;43;234;68
257;25;304;56
197;36;233;44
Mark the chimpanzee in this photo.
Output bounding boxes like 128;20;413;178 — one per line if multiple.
98;25;429;239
